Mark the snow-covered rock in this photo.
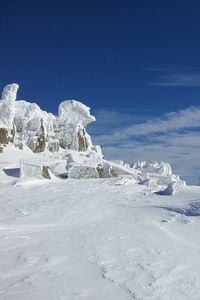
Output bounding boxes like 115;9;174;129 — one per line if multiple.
0;83;187;184
68;165;99;179
0;83;19;128
57;100;95;152
158;179;187;195
132;161;172;177
20;161;51;180
1;83;19;102
101;160;141;180
132;160;186;188
0;83;98;156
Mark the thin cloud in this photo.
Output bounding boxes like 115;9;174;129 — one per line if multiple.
148;72;200;86
100;130;200;184
91;106;200;184
95;106;200;145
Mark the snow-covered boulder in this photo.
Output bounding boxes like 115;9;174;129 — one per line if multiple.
158;179;187;195
68;165;99;179
132;161;172;177
101;160;141;180
131;160;185;187
20;161;51;180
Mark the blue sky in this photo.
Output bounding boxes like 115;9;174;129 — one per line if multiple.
0;0;200;183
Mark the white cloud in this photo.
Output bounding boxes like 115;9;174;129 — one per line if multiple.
147;69;200;86
91;106;200;184
95;106;200;145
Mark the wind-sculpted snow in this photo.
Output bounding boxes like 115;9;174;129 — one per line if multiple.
161;201;200;216
0;178;199;299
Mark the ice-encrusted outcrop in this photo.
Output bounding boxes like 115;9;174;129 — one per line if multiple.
0;83;96;154
57;100;94;151
132;161;173;186
0;83;105;179
0;83;19;129
0;83;187;184
132;161;172;177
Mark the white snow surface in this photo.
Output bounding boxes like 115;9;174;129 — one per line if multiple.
0;83;197;299
0;149;200;300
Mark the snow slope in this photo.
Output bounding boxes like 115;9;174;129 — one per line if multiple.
0;83;198;299
0;176;200;300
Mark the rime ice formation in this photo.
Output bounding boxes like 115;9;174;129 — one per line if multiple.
132;161;172;177
0;83;186;186
0;83;95;154
0;83;19;128
57;100;94;151
132;161;175;187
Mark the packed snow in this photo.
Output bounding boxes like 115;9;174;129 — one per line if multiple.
0;172;200;300
0;83;198;299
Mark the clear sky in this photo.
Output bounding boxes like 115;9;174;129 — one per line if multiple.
0;0;200;183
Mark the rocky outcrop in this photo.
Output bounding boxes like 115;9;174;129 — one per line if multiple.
0;84;95;154
42;166;51;179
0;128;9;145
33;120;46;153
0;83;187;183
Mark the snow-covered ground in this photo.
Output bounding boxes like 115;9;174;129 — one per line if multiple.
0;83;199;299
0;173;200;300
